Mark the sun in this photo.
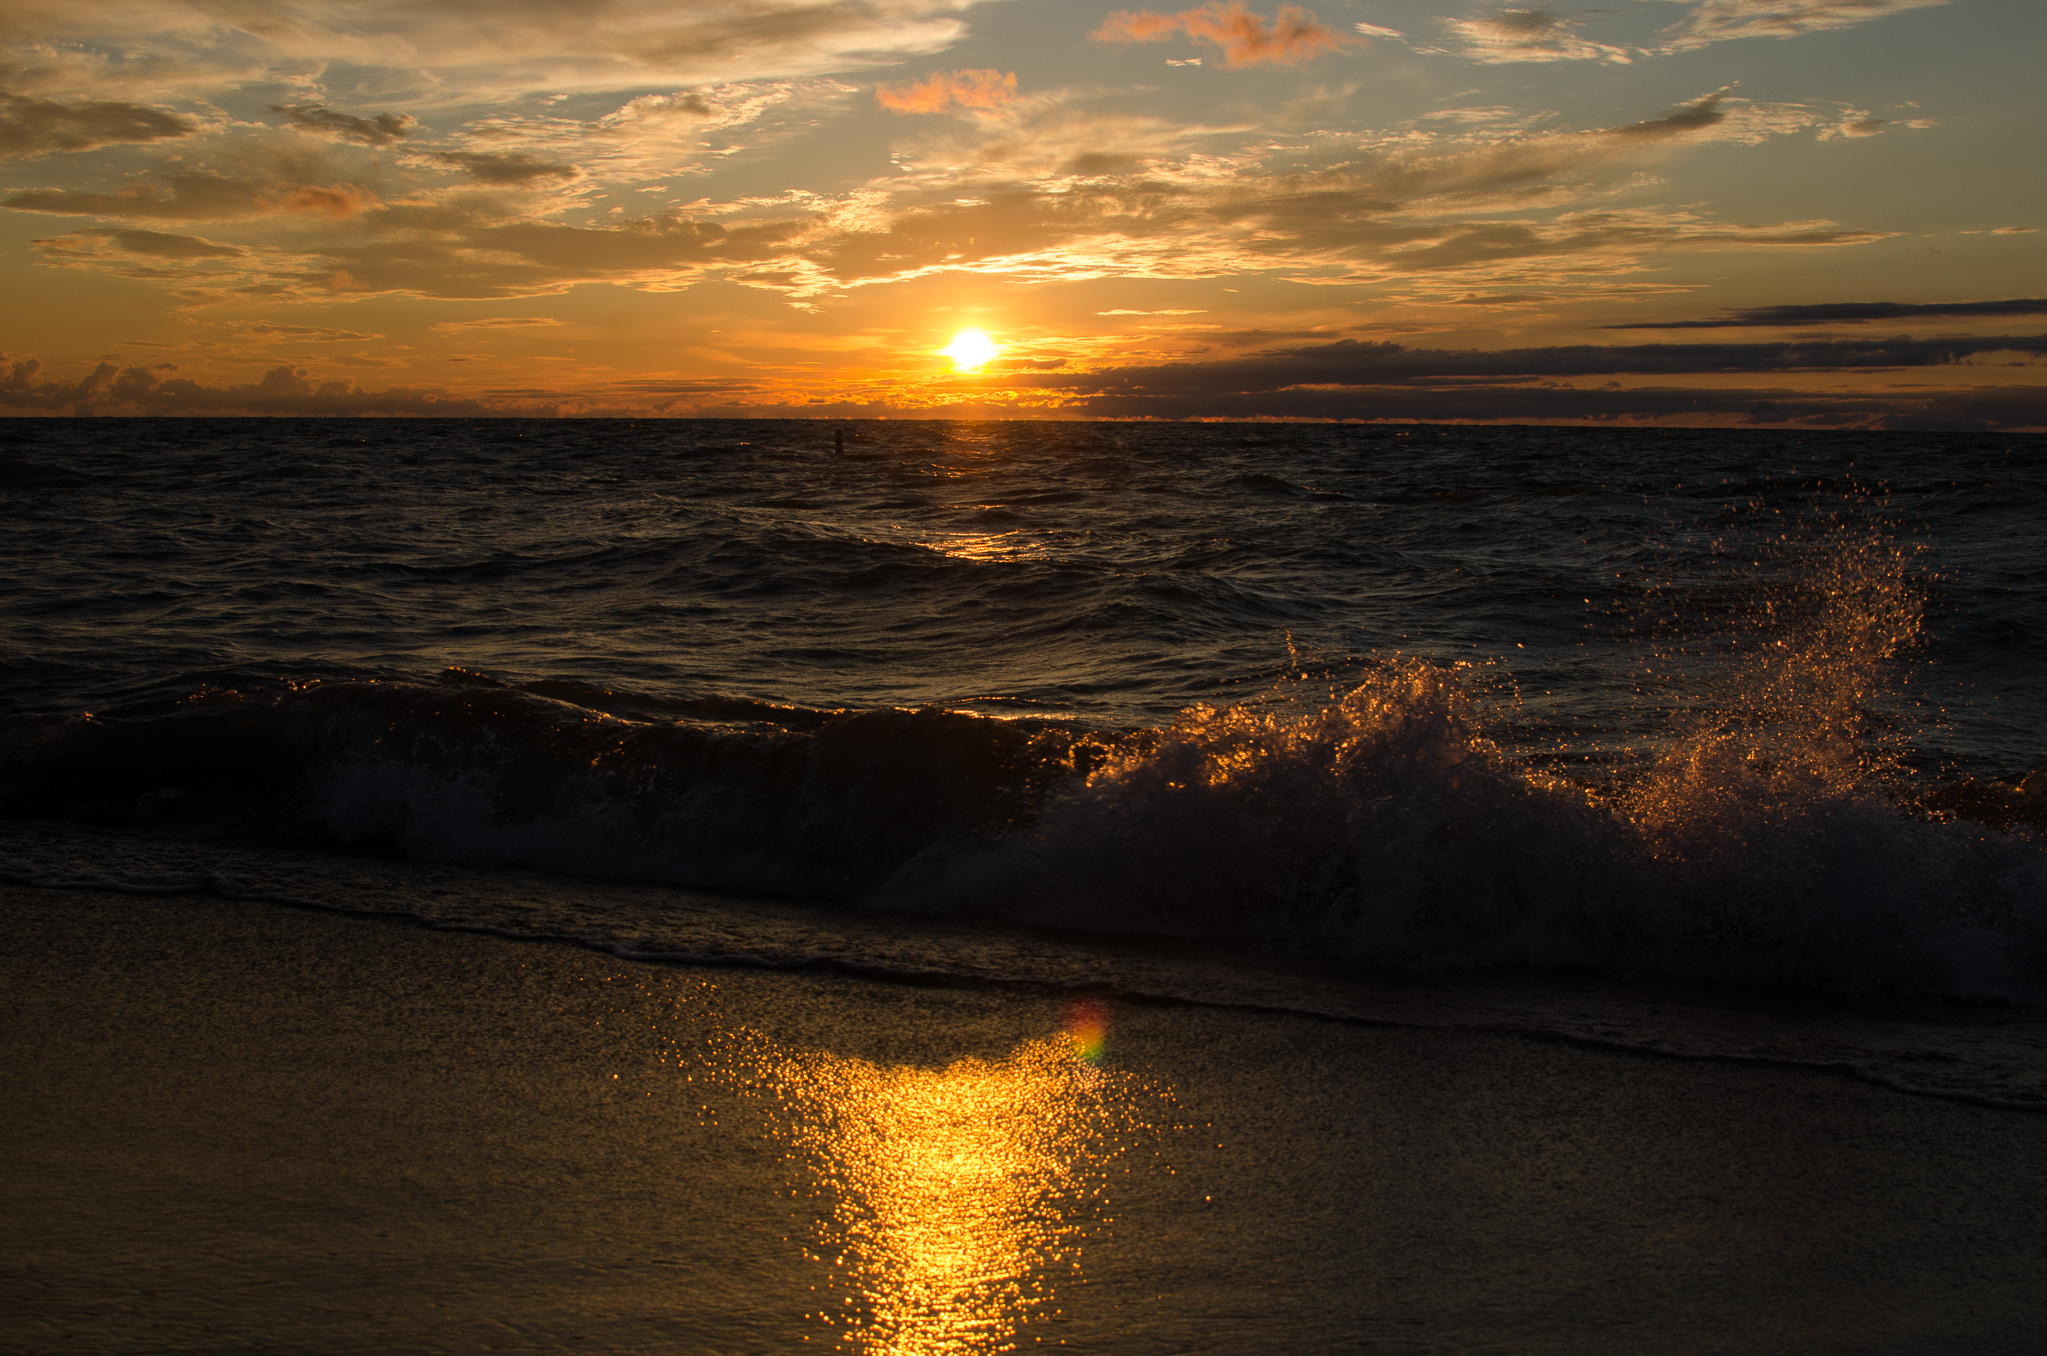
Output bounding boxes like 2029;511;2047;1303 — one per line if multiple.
940;328;1000;373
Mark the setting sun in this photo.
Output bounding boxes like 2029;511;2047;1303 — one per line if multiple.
940;328;1000;373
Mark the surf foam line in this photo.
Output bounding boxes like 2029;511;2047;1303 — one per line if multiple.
4;853;2041;1115
887;658;2047;1004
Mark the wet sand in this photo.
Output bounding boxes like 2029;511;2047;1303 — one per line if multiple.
3;880;2044;1354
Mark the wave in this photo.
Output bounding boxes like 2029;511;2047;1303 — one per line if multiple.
891;661;2047;1000
0;674;1069;899
3;654;2042;1003
3;511;2039;1001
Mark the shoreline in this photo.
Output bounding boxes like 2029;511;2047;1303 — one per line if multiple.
5;879;2046;1352
6;813;2046;1115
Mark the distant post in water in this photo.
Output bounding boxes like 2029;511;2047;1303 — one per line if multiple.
834;426;845;454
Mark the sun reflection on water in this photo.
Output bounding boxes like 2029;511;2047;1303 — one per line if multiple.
697;999;1157;1354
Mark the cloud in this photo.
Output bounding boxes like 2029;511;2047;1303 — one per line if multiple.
1608;94;1727;138
1053;380;2046;430
0;47;1906;330
1658;0;1951;50
6;168;375;220
876;68;1018;114
427;316;565;331
1444;8;1633;63
4;79;1899;313
602;92;715;126
1012;333;2047;427
272;104;415;147
27;226;256;287
429;150;578;184
799;113;1893;290
0;353;530;416
425;78;849;202
1093;3;1349;67
1030;332;2047;393
238;322;382;340
1435;0;1948;63
1607;299;2047;329
35;227;241;259
808;81;1900;292
290;208;806;300
0;0;997;104
0;90;196;158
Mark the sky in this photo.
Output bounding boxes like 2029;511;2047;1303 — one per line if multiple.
1;0;2043;426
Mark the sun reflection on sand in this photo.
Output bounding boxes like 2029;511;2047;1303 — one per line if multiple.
696;1000;1158;1354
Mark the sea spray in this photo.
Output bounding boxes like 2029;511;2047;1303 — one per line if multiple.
885;514;2045;998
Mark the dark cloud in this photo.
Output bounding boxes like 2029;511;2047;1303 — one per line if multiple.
0;90;196;159
430;150;579;184
302;210;804;299
34;227;241;259
272;104;415;146
1608;94;1727;138
6;169;374;220
1050;380;2047;430
0;353;531;416
239;322;381;340
1003;333;2047;428
1608;298;2047;329
476;214;798;270
1028;333;2047;395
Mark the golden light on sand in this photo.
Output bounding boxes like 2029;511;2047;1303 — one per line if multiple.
683;1002;1166;1356
939;329;1000;374
779;1039;1097;1353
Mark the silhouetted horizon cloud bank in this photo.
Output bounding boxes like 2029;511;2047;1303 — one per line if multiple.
6;334;2041;429
1607;299;2047;330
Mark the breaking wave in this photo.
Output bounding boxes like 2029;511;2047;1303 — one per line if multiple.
4;670;2042;1005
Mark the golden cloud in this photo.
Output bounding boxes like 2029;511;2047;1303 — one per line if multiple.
876;69;1019;115
1092;3;1348;67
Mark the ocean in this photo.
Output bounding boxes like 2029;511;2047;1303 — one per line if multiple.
6;416;2047;1351
3;418;2045;1081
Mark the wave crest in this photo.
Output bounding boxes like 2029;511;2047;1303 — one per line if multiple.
888;658;2047;1000
3;645;2042;1000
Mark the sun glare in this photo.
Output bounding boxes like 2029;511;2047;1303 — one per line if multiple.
940;328;1000;373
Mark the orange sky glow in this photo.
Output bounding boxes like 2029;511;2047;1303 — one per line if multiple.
0;0;2041;427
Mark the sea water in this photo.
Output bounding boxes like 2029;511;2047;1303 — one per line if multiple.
2;417;2044;1104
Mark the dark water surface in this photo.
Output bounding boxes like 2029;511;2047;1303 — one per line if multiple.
3;418;2044;1016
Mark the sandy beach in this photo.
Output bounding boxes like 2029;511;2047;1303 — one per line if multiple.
4;875;2043;1354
